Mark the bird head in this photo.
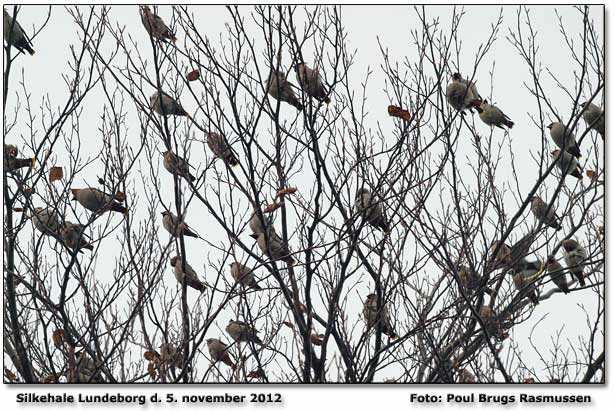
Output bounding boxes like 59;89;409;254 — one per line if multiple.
551;149;561;157
366;293;376;300
452;72;461;81
161;210;169;216
546;122;556;130
206;338;215;345
248;233;259;239
546;255;556;265
4;144;18;158
356;187;370;197
70;188;81;200
169;255;179;267
561;239;578;252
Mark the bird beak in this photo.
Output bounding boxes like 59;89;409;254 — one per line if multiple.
248;233;259;239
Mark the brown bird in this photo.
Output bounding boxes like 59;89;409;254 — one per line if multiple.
267;70;303;111
139;5;176;43
3;8;35;55
149;91;188;116
74;351;105;383
363;293;397;339
161;210;198;238
546;255;569;294
530;196;562;231
169;255;205;292
355;188;389;232
446;72;481;112
512;260;542;305
548;122;581;158
206;338;235;369
458;265;492;294
163;150;196;182
4;144;34;172
476;99;514;129
60;222;94;253
71;187;127;214
295;62;330;104
225;320;263;345
229;262;262;291
207;132;239;167
159;342;183;371
254;230;294;264
487;242;512;272
561;239;587;287
580;102;604;139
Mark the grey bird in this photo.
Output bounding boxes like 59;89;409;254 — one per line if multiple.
446;72;481;112
225;319;263;345
149;91;188;117
207;132;239;167
169;255;205;292
476;99;514;129
363;293;397;339
140;5;176;43
546;255;569;294
267;70;303;111
487;242;512;272
254;230;294;264
229;262;262;291
161;210;198;238
71;187;127;214
163;150;196;182
355;188;389;232
4;144;34;172
295;62;330;104
27;207;62;236
561;239;587;287
206;338;235;369
3;8;35;55
248;208;272;236
551;149;582;179
74;351;105;383
60;222;94;253
547;122;581;158
580;101;604;139
530;196;562;231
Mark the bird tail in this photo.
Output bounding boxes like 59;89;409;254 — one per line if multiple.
504;119;514;129
291;98;303;111
82;243;94;251
222;355;235;369
227;154;240;167
188;173;196;182
110;202;128;214
323;96;331;104
25;44;35;56
567;144;582;159
184;228;199;238
572;169;583;179
252;281;263;291
572;271;586;287
189;279;206;292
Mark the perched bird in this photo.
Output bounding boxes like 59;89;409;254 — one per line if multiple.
446;72;481;112
149;91;188;117
551;149;583;179
4;144;34;172
530;196;562;231
548;122;581;158
363;293;397;339
561;239;587;287
206;132;239;167
255;230;294;264
248;208;272;236
458;265;492;294
60;222;94;253
509;232;536;270
512;260;542;304
295;62;330;104
476;99;514;129
169;255;205;292
3;8;35;55
546;255;569;294
139;5;176;43
206;338;235;369
27;207;62;236
161;210;198;238
159;342;182;370
163;150;196;182
458;368;476;383
487;242;512;272
74;351;104;383
225;320;263;345
267;70;303;111
580;101;604;139
71;187;127;214
355;188;389;232
229;262;262;291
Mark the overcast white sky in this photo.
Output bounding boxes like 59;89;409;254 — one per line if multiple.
3;4;604;385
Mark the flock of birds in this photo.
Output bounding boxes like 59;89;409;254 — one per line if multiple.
4;6;604;380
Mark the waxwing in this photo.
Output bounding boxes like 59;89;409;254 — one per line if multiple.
363;293;398;339
140;5;176;43
551;149;583;179
149;91;188;116
225;320;263;345
530;196;562;231
546;255;569;294
512;259;542;305
248;208;272;236
74;351;105;383
295;62;330;104
267;70;303;111
580;101;604;139
163;150;195;182
206;132;239;167
255;230;294;264
3;8;34;55
161;210;198;238
169;255;205;292
71;187;127;214
27;207;62;236
4;144;34;172
446;72;481;112
547;122;581;158
355;188;389;232
60;222;94;253
561;239;587;287
476;99;514;129
487;242;512;272
229;262;262;291
206;338;235;369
